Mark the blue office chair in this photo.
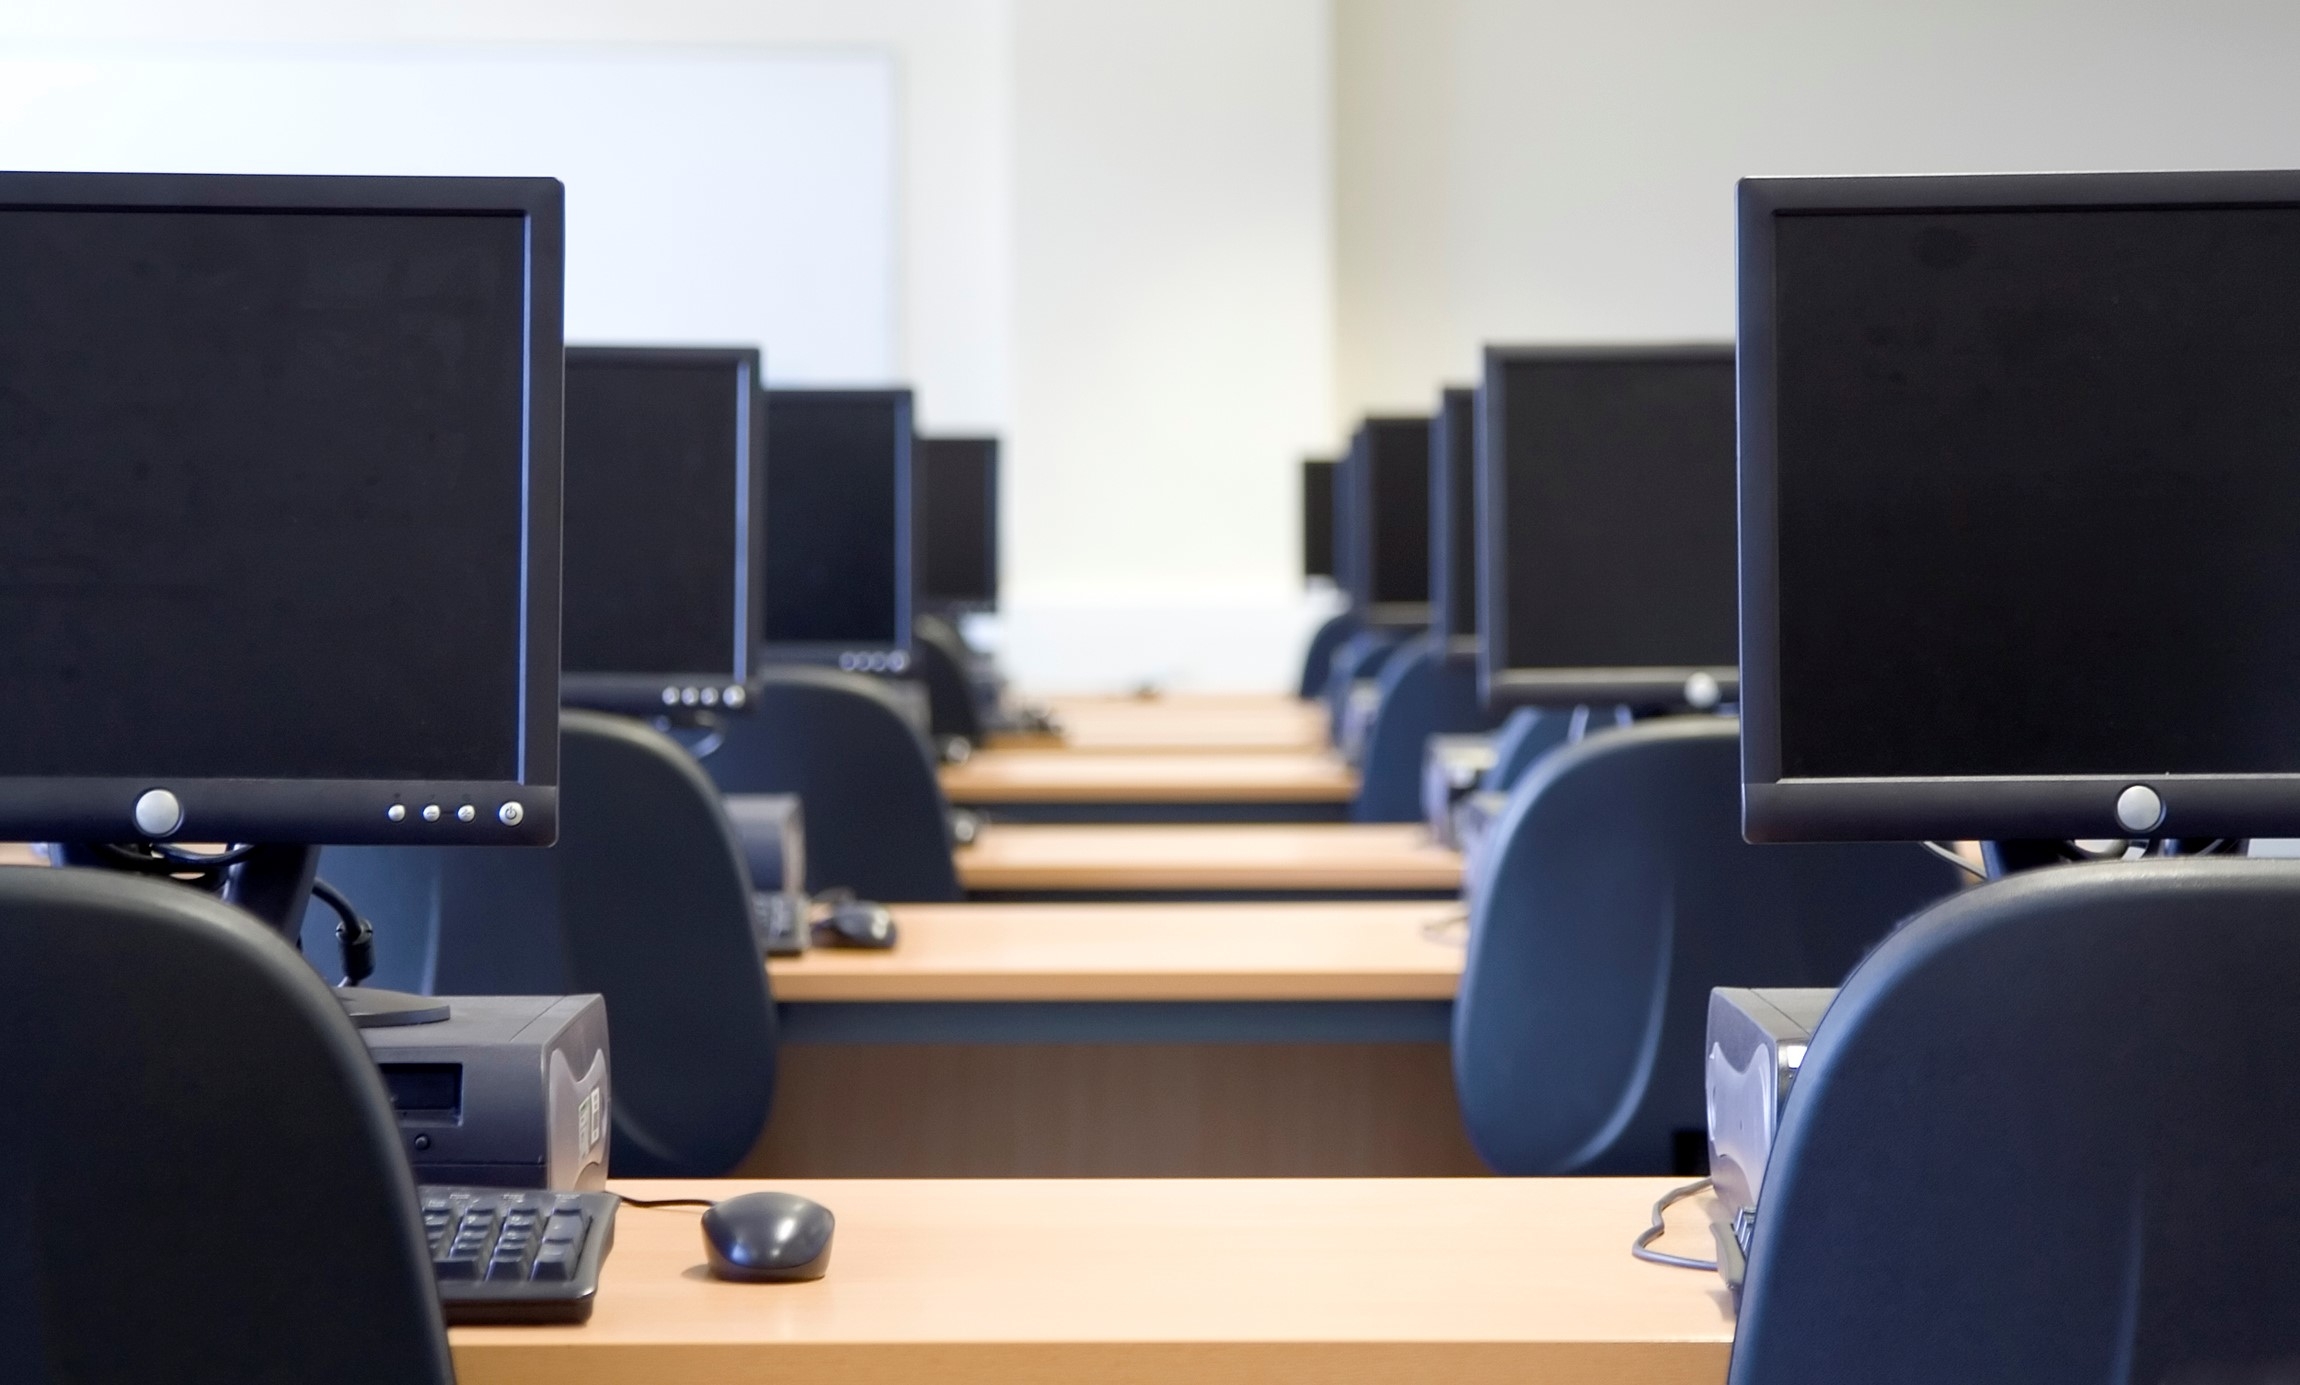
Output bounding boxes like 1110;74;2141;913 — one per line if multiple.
0;867;450;1384
1453;717;1961;1175
1323;628;1411;745
912;612;987;751
1482;706;1576;794
703;666;963;902
1730;858;2300;1384
315;709;779;1178
1297;610;1358;700
1353;632;1503;822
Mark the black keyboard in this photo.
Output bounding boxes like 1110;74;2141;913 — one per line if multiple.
420;1186;618;1324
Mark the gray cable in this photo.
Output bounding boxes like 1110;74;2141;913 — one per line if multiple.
1630;1176;1719;1272
1922;840;1988;879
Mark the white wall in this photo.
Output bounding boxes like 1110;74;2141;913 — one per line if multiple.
0;45;896;380
1000;0;1336;692
1335;0;2300;419
0;0;1012;430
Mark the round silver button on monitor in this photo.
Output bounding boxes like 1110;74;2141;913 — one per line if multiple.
498;801;525;827
386;804;407;823
2115;784;2164;834
132;788;183;839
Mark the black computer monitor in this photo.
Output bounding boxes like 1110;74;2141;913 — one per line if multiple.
1477;346;1738;710
1301;458;1337;582
915;435;999;614
1347;417;1433;628
1428;388;1480;645
1332;447;1360;601
0;170;562;848
761;388;913;673
563;346;763;716
1741;169;2300;844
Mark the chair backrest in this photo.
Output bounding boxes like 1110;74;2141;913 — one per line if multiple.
315;710;779;1178
1323;628;1409;745
703;666;962;901
1297;610;1358;700
1354;632;1502;822
1453;716;1961;1175
1481;706;1575;794
1731;859;2300;1385
912;612;986;747
0;867;450;1385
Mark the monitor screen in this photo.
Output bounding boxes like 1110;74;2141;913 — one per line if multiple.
0;172;561;845
1742;170;2300;842
915;435;998;610
1429;389;1480;642
761;388;912;667
1301;458;1336;582
1478;347;1738;708
1351;417;1432;625
562;347;760;711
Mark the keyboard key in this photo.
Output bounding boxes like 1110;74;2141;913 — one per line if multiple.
543;1214;586;1243
530;1245;577;1282
433;1255;482;1281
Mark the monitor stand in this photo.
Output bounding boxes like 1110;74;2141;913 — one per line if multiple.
1981;838;2248;879
52;841;450;1029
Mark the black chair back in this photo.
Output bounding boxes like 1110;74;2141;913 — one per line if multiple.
0;867;450;1384
1454;717;1960;1174
704;666;962;901
1732;858;2300;1384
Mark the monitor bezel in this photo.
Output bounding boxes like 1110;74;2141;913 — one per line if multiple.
759;386;916;674
1300;457;1336;584
0;169;561;847
914;434;1001;615
561;344;765;718
1740;168;2300;842
1428;387;1480;646
1349;415;1435;632
1477;342;1739;711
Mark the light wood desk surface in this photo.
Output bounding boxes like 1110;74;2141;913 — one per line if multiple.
769;900;1463;1002
940;749;1356;804
1009;692;1330;754
955;823;1463;894
450;1176;1733;1385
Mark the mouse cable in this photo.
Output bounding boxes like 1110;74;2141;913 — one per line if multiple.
617;1194;718;1209
1629;1177;1718;1272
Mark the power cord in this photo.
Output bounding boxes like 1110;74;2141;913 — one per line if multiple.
307;878;376;986
1630;1177;1719;1272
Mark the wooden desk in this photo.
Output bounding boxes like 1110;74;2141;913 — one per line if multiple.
940;750;1356;807
955;823;1462;895
770;901;1460;1001
451;1176;1734;1385
754;900;1477;1177
1005;692;1330;754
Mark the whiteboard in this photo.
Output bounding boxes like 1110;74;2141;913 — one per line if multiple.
0;44;898;382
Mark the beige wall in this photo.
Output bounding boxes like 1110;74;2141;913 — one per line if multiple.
1334;0;2300;423
1000;0;1335;689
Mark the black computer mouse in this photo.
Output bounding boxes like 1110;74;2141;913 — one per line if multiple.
819;899;899;949
701;1191;835;1282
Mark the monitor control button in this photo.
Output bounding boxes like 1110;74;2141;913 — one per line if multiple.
724;685;747;709
661;687;680;707
132;788;183;838
498;801;525;827
1684;671;1721;710
386;804;407;823
2115;785;2164;834
456;805;477;823
421;804;442;823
